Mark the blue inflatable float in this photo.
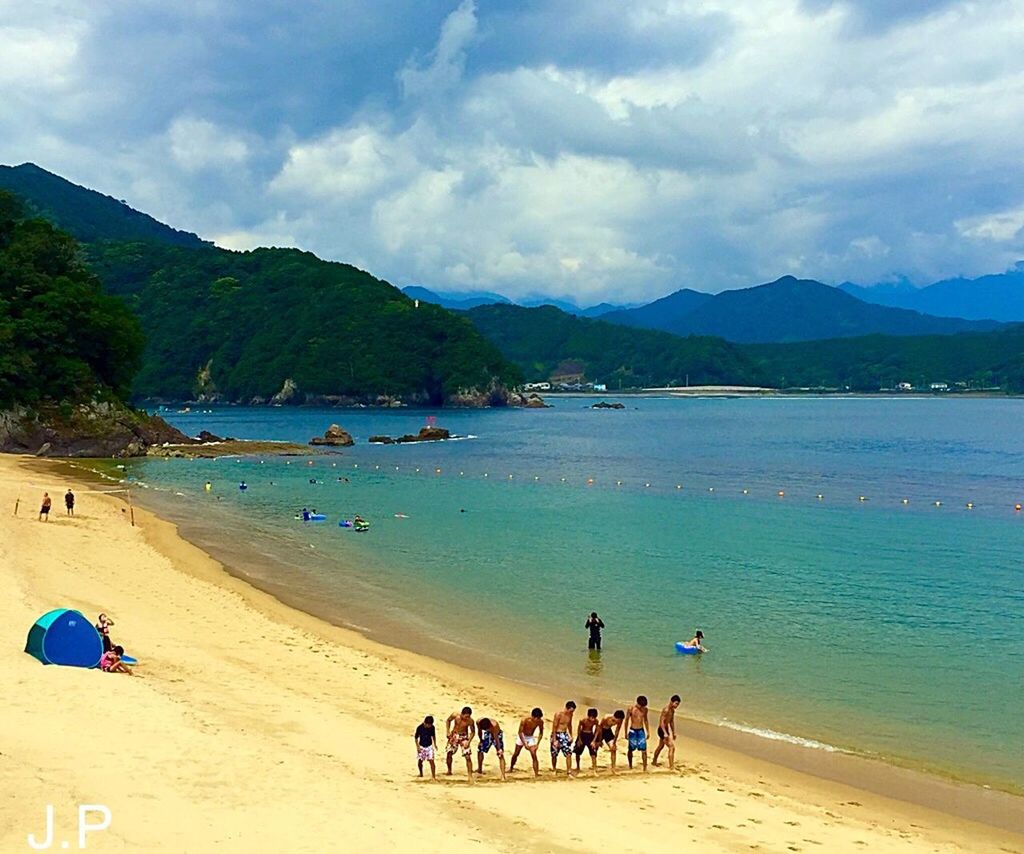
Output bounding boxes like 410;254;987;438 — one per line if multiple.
674;642;701;655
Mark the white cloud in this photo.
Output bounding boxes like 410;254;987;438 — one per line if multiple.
168;117;250;172
955;208;1024;242
399;0;478;98
4;0;1024;300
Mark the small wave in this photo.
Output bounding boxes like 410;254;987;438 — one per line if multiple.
717;719;847;753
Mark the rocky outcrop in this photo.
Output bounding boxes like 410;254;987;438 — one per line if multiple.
369;426;451;444
591;401;625;409
270;378;299;405
309;424;355;447
446;382;550;408
0;401;192;457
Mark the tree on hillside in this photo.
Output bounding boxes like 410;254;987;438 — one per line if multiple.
0;189;144;408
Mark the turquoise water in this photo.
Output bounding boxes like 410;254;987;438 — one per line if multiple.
127;398;1024;791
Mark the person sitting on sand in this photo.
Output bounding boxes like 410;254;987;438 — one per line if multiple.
652;695;681;769
39;492;51;522
99;645;134;676
414;715;438;780
574;708;600;774
95;613;114;653
626;696;651;772
445;707;476;784
596;710;626;773
550;701;577;776
508;708;545;777
476;718;507;781
65;488;75;516
681;630;707;652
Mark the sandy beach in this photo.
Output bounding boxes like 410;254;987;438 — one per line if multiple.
1;453;1021;853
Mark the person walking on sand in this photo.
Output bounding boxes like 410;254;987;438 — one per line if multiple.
64;488;75;516
414;715;438;780
508;708;544;776
38;492;52;522
476;718;507;780
626;695;651;771
596;710;626;773
445;707;476;784
652;695;681;769
574;707;600;774
550;701;577;776
585;612;605;650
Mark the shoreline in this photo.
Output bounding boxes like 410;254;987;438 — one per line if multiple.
51;459;1024;824
4;452;1023;852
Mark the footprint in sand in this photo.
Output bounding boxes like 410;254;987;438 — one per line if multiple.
784;821;800;826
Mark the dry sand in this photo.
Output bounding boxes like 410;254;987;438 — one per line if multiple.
1;454;1021;853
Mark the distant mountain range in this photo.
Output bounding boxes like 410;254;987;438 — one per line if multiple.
840;267;1024;322
400;285;633;317
598;276;999;343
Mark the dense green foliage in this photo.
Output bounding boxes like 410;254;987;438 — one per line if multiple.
469;302;1024;393
0;163;206;248
467;304;766;388
87;242;520;402
0;191;144;407
749;328;1024;392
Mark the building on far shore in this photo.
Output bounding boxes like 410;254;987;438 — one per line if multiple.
929;382;949;392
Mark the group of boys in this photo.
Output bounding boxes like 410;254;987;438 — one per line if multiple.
413;694;682;783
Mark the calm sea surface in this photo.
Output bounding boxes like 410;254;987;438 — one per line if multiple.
123;397;1024;791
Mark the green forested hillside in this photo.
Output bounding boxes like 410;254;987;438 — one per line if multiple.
0;165;522;405
749;327;1024;391
0;190;143;407
88;242;520;403
467;304;766;388
0;163;207;248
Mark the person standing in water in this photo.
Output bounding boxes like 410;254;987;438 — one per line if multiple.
652;695;681;769
625;695;651;771
585;612;605;650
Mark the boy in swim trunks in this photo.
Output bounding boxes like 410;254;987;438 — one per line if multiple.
596;710;626;773
476;718;507;780
626;695;651;771
652;694;681;769
508;708;544;777
445;706;476;785
550;701;577;776
574;707;600;774
414;715;438;780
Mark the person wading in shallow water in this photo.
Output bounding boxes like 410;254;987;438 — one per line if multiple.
585;612;605;650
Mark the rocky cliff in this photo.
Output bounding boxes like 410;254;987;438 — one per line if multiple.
0;401;190;457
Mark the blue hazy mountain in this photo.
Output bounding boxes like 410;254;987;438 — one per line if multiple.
600;276;999;343
401;286;635;316
840;265;1024;321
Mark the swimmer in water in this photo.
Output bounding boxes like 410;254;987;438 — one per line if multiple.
680;630;707;652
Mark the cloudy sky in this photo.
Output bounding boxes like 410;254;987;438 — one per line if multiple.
2;0;1023;303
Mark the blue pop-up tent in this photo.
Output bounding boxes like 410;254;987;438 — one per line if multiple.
25;609;103;667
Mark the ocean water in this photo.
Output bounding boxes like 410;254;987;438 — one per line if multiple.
123;398;1024;791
